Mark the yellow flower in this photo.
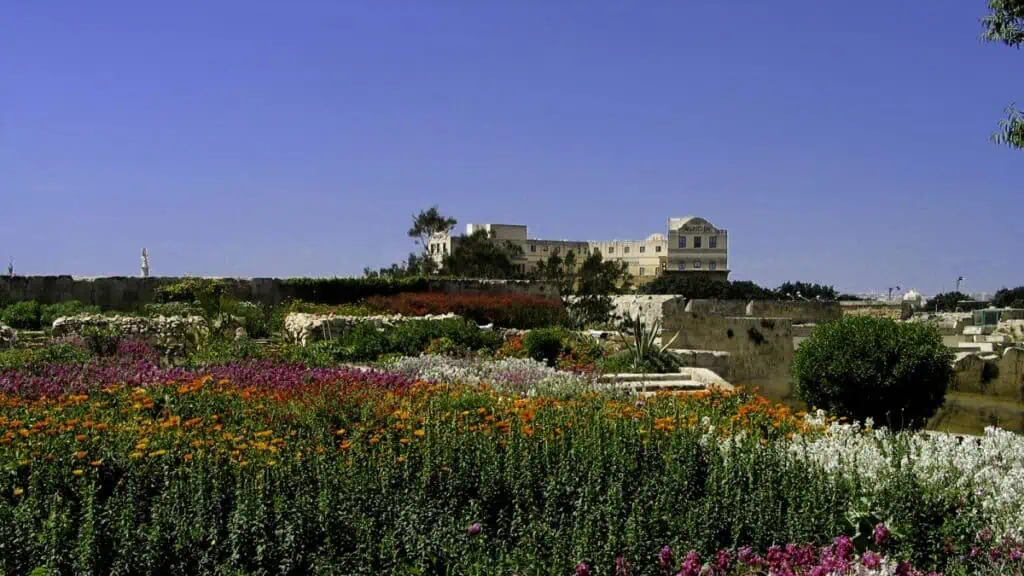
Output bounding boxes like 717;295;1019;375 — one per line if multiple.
129;451;144;459
148;449;167;458
413;429;425;437
89;460;103;468
13;488;23;496
399;438;409;445
72;469;84;476
254;430;273;438
396;456;407;463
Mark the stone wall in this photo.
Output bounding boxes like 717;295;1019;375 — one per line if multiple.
0;276;557;310
661;300;795;399
683;299;748;316
839;300;912;320
745;300;842;325
283;312;462;346
51;314;213;355
952;347;1024;402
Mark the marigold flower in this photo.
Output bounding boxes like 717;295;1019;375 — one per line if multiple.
75;434;87;442
129;451;143;459
72;469;84;476
13;488;24;496
339;441;351;450
89;460;102;467
74;451;87;460
413;429;425;437
399;438;409;445
255;430;273;438
148;449;167;457
396;455;406;463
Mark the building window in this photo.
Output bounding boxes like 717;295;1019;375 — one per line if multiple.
677;262;685;271
694;259;701;269
678;236;686;249
593;247;600;254
639;246;646;253
552;247;560;255
709;261;716;271
542;245;548;252
567;250;573;257
694;236;702;249
608;246;615;253
639;267;645;276
709;236;718;249
530;245;536;252
623;246;630;254
655;245;662;253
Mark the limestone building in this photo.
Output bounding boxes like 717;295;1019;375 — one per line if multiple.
428;216;729;283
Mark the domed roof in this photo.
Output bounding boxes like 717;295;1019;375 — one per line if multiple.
902;290;923;302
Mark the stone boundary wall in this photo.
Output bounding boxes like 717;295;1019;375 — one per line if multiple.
283;312;463;346
683;299;748;316
839;300;912;320
0;276;558;310
746;300;842;325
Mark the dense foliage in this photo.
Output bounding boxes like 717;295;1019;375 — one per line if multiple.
364;292;566;329
983;0;1024;149
639;276;774;300
532;250;632;327
792;317;954;431
993;285;1024;308
923;291;979;312
0;300;41;330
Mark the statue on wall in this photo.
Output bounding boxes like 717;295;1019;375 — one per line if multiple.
6;259;12;278
141;248;150;278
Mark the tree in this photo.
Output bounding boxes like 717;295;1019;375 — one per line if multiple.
407;206;457;274
992;285;1024;308
774;281;838;301
441;229;524;279
533;250;630;326
793;317;953;431
923;291;973;312
982;0;1024;149
639;274;773;300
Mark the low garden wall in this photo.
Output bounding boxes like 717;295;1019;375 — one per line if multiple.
283;312;462;346
839;300;912;320
50;314;214;356
0;276;558;310
952;347;1024;402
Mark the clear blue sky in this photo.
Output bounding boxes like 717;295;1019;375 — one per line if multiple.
2;1;1021;295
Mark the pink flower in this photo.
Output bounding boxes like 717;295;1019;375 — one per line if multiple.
575;562;591;576
861;551;882;569
873;523;891;546
658;546;674;571
466;523;482;537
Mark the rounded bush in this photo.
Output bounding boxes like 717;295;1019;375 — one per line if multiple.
1;300;41;330
792;316;954;430
523;328;566;366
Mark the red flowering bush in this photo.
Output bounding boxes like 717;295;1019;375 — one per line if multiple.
365;293;566;329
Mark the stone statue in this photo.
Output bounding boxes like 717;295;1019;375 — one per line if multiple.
140;248;150;278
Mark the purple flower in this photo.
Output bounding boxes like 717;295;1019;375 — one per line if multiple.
614;556;630;576
1010;549;1023;562
861;551;882;569
574;562;591;576
832;535;855;561
467;522;482;537
712;550;732;574
873;522;891;546
677;551;702;576
658;546;674;571
737;547;759;567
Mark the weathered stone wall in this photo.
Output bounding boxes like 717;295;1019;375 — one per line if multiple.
0;276;557;310
283;312;463;346
51;314;212;355
661;300;795;398
745;300;842;325
952;347;1024;402
839;300;912;320
683;299;748;316
0;324;16;349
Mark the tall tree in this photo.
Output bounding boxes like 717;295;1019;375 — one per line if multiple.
407;206;457;274
983;0;1024;149
534;250;630;326
441;229;524;279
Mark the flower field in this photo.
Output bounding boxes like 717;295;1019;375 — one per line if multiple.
1;350;1023;574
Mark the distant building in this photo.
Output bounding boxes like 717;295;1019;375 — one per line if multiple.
428;216;730;283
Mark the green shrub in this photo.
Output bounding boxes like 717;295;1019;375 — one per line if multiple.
523;327;567;366
1;300;41;330
0;342;92;371
187;338;266;367
599;349;681;374
280;277;429;305
792;316;954;430
79;325;123;357
143;302;204;317
40;301;101;327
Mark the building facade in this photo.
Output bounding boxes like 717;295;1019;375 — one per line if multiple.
429;216;729;283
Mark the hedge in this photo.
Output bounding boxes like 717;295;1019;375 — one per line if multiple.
364;292;566;329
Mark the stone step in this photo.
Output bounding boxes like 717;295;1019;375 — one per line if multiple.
604;380;708;396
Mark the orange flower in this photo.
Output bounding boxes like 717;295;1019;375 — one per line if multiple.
183;454;193;462
399;438;410;445
339;441;351;450
254;430;273;438
89;460;103;467
73;451;87;460
75;434;87;442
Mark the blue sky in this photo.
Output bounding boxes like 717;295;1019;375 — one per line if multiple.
2;1;1021;295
